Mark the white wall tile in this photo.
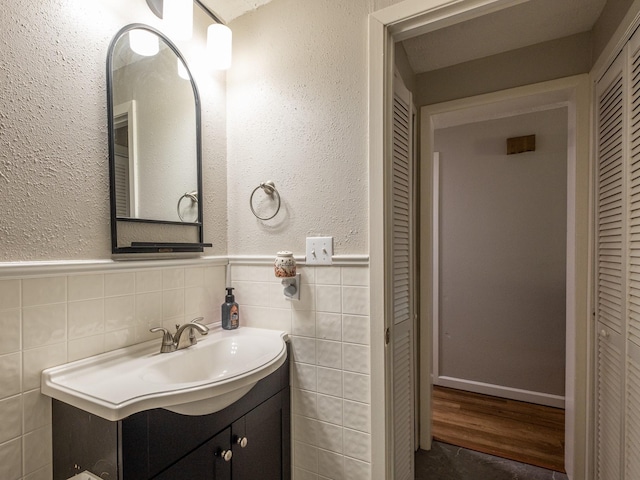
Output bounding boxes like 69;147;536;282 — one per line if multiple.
293;284;316;311
104;272;135;297
135;270;163;293
104;327;137;351
343;429;370;463
232;281;270;307
292;362;317;392
135;292;163;325
291;336;317;365
0;437;22;480
162;289;184;319
341;286;369;316
342;344;369;374
344;456;370;480
22;304;66;349
294;415;319;446
341;267;369;287
343;400;370;433
315;420;343;454
269;282;294;309
24;465;52;480
342;315;369;345
22;344;66;391
317;340;342;369
185;267;205;287
294;467;319;480
0;353;21;400
317;394;343;426
231;265;269;282
105;295;135;331
294;441;319;473
22;390;51;434
0;395;22;444
317;367;342;398
67;299;104;340
343;372;369;404
22;425;51;475
293;387;317;419
316;267;341;285
0;309;21;355
67;335;104;363
67;274;104;302
316;285;341;313
162;268;185;290
0;280;20;310
318;448;345;480
240;306;291;332
185;287;208;319
316;313;341;341
293;310;316;337
22;277;65;308
205;266;227;309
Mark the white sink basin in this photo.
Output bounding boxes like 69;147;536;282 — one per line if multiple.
41;327;288;421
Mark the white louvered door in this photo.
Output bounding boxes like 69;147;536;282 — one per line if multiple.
391;71;415;480
595;28;640;480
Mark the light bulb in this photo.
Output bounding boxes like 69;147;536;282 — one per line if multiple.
129;29;159;56
207;24;232;70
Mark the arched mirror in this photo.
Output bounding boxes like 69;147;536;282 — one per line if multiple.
107;24;211;254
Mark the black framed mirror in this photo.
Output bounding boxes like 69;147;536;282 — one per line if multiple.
107;24;211;254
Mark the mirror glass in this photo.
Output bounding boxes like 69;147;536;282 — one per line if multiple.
107;24;208;254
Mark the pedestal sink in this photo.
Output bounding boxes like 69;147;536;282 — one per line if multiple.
41;326;288;421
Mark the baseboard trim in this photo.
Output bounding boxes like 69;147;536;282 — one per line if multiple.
435;375;565;409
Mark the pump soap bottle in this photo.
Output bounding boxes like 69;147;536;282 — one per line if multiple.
222;287;239;330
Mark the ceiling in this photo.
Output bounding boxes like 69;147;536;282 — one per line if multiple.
401;0;607;73
200;0;273;22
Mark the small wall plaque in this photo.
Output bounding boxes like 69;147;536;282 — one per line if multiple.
507;135;536;155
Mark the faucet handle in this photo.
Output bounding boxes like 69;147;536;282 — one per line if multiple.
190;316;205;325
150;327;175;353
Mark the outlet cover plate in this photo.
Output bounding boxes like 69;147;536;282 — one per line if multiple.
306;236;333;265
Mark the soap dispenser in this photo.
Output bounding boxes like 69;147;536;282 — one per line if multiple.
222;287;239;330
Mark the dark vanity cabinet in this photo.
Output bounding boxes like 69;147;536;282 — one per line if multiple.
52;355;290;480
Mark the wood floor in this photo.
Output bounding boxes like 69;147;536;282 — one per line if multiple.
431;386;565;473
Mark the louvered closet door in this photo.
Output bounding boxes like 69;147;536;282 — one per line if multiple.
391;72;415;480
626;32;640;480
596;52;625;480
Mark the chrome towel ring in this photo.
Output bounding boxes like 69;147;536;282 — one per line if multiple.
250;181;281;220
177;191;198;222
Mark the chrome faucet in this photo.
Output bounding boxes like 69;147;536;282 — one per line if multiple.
150;317;209;353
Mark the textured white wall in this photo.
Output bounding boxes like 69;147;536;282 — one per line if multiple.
226;0;371;256
0;0;227;261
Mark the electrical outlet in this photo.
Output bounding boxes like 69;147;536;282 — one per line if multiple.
306;236;333;265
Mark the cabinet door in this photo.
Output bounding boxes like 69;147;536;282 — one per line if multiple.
153;428;231;480
232;393;284;480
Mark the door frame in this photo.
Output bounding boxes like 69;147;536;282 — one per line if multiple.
368;2;592;479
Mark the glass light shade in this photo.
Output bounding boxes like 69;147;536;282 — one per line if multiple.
177;58;189;80
129;29;159;56
163;0;193;41
207;24;232;70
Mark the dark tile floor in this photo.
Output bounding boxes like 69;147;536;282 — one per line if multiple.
415;441;569;480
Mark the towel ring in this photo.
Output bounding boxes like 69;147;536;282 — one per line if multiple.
250;181;281;220
177;191;198;222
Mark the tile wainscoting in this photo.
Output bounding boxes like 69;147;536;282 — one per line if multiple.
229;259;371;480
0;258;227;480
0;256;370;480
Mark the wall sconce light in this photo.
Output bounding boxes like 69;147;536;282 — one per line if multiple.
275;252;301;300
207;23;232;70
129;29;159;56
146;0;232;70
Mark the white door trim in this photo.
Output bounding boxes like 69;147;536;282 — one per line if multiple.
368;2;592;479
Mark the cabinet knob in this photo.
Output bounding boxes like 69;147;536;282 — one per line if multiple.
217;449;233;462
236;436;248;448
